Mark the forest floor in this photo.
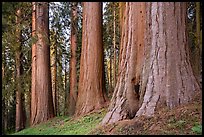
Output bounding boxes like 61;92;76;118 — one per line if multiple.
12;96;202;135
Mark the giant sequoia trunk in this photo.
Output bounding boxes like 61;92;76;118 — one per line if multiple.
68;2;78;116
15;9;26;132
75;2;107;116
31;2;55;126
136;2;201;117
102;2;201;125
101;2;145;124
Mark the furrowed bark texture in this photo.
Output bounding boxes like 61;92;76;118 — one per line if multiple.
136;2;201;117
101;2;145;125
68;2;78;116
31;2;55;126
102;2;201;125
75;2;107;116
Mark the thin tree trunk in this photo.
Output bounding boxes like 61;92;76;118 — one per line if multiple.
31;2;55;126
2;56;5;134
64;60;68;115
195;2;202;83
15;8;26;132
51;34;58;116
196;2;201;54
31;2;37;126
109;50;113;93
75;2;107;116
113;4;117;88
68;2;78;116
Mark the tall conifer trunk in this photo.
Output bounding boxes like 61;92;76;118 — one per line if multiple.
68;2;78;116
75;2;107;116
102;2;201;125
31;2;55;126
15;9;26;132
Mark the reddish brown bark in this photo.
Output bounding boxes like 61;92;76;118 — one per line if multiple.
75;2;107;116
119;2;125;34
102;2;201;125
68;2;78;116
31;2;55;126
101;2;145;125
31;2;37;126
136;2;201;117
113;5;116;88
15;9;26;132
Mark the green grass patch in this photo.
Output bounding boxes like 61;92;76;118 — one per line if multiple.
12;108;107;135
191;124;202;135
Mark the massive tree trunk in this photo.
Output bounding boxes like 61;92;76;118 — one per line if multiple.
136;2;201;117
119;2;125;34
75;2;107;116
31;2;55;126
102;2;201;125
15;8;26;132
68;2;78;116
101;2;145;124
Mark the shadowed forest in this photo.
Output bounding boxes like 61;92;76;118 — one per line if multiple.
2;2;202;135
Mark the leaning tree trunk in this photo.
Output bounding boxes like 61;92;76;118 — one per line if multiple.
102;2;145;124
31;2;55;126
15;8;26;132
75;2;107;116
135;2;201;117
68;2;78;116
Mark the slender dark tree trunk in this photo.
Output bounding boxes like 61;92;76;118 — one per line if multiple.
51;33;58;116
194;2;202;83
15;8;26;132
31;2;37;125
109;49;113;93
64;60;68;115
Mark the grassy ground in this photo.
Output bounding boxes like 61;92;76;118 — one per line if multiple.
12;97;202;135
12;108;107;135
